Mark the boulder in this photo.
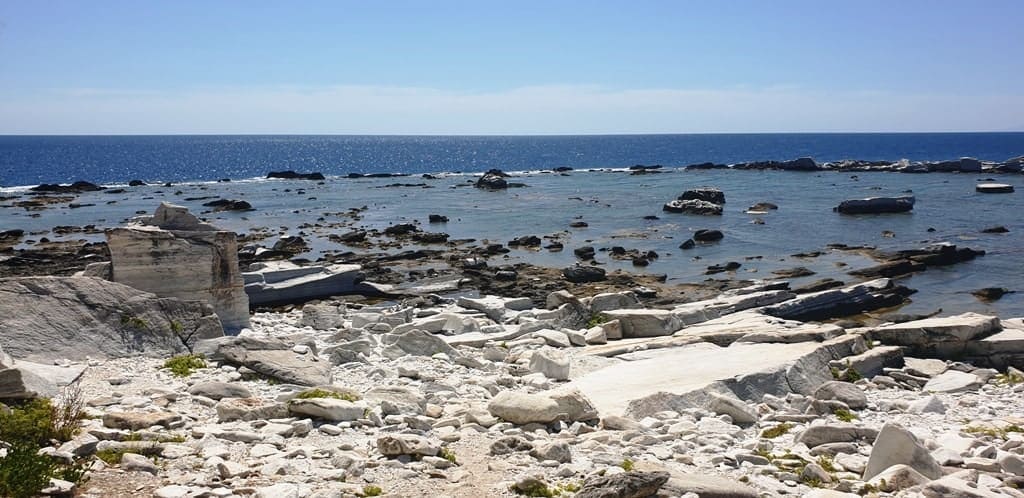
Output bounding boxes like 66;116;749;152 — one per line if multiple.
707;393;758;424
796;424;880;448
107;203;249;332
867;464;931;492
813;381;867;409
215;397;289;422
661;472;758;498
530;441;572;463
488;391;562;424
381;329;456;359
287;398;367;422
923;370;983;393
575;471;670;498
376;434;439;457
863;423;943;480
662;199;723;215
529;349;571;380
475;169;509;190
300;303;344;330
0;276;223;362
834;196;915;214
601;309;678;338
692;229;724;242
187;381;253;400
103;411;182;431
678;187;725;204
562;266;607;283
218;339;331;386
363;386;426;415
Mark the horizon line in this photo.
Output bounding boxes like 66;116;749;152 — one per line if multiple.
2;130;1023;137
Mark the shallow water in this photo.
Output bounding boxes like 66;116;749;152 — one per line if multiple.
4;168;1022;317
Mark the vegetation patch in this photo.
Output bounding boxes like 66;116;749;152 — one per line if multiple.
585;313;608;328
120;314;148;330
439;447;458;464
0;389;90;498
162;353;206;377
760;422;794;439
834;408;858;422
293;388;360;402
361;485;383;496
619;458;635;471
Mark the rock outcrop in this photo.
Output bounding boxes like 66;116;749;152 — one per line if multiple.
106;203;250;333
0;276;223;362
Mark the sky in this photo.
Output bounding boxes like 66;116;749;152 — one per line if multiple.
1;0;1022;134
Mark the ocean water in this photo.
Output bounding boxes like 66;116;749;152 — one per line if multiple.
2;133;1024;186
1;134;1022;317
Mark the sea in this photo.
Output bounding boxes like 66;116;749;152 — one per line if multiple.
2;133;1023;317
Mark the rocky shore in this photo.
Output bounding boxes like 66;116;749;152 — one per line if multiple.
0;158;1022;497
2;272;1024;498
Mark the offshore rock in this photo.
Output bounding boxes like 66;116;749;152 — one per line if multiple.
834;195;915;214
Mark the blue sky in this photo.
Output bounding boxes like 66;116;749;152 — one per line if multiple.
1;0;1022;134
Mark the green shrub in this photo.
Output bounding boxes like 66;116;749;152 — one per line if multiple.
361;485;383;496
760;423;794;439
439;447;457;464
0;391;90;497
0;443;57;498
620;458;635;471
585;314;608;328
512;482;555;497
293;388;360;402
162;354;206;377
834;408;858;423
0;398;57;446
95;448;127;465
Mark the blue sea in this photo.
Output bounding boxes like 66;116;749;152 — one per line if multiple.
2;133;1023;317
2;133;1024;186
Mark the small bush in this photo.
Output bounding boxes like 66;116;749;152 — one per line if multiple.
439;447;457;464
760;423;794;439
0;392;91;497
585;314;608;328
817;455;837;472
169;320;184;334
834;408;858;423
162;353;206;377
0;443;57;498
294;388;360;402
0;398;57;446
620;458;634;471
361;485;383;496
95;448;127;465
512;482;555;498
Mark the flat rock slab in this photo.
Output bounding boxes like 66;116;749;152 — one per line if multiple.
868;312;1000;345
964;325;1024;370
923;370;984;393
566;336;861;418
221;349;331;387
